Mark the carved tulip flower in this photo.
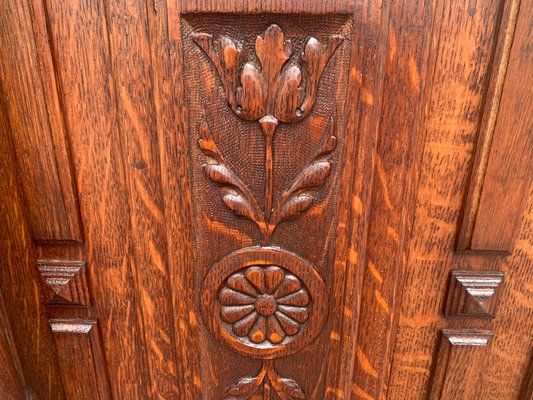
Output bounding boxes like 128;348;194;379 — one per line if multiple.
194;25;343;224
193;24;343;124
219;265;311;344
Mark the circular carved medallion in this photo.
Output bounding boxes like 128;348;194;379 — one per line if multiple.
201;247;328;359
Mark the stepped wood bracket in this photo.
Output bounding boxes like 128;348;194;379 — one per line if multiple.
194;24;343;399
36;260;90;306
444;270;504;318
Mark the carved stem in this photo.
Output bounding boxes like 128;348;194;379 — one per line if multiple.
259;116;279;229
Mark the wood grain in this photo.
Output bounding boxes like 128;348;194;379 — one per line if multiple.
0;0;82;241
105;0;182;396
0;287;26;400
388;0;533;398
0;0;531;398
468;0;533;252
349;0;440;398
456;0;521;252
0;60;65;399
49;319;111;400
428;330;493;400
42;0;151;397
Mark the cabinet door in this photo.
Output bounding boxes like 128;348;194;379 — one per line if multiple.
0;0;531;399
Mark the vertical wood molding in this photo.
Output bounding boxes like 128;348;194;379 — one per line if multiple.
458;0;532;253
42;0;152;396
0;55;65;399
0;0;82;242
49;320;111;400
428;330;493;400
350;0;438;397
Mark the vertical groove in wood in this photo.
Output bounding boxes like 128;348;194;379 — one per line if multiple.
151;1;202;397
27;0;84;243
42;0;151;397
103;0;181;396
457;0;522;252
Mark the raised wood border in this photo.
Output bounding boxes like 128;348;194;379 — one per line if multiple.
49;319;111;400
0;0;82;242
457;0;531;253
428;330;493;400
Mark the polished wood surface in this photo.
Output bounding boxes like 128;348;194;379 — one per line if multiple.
0;0;531;399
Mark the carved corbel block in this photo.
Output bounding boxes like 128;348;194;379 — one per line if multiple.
444;270;504;318
36;260;90;306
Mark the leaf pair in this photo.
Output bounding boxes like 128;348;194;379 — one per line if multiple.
199;118;337;239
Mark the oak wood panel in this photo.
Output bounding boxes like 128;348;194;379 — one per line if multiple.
387;0;533;398
428;330;493;400
42;0;151;397
0;72;65;399
181;13;354;398
350;0;438;398
468;0;533;252
456;0;521;252
105;0;182;397
0;0;82;242
49;319;111;400
148;1;203;398
0;288;26;400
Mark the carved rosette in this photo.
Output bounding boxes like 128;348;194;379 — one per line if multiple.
201;248;328;360
194;24;342;399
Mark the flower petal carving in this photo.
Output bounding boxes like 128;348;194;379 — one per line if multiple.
255;25;292;110
218;265;311;345
193;25;343;123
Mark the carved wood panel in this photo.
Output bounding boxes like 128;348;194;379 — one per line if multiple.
183;17;352;398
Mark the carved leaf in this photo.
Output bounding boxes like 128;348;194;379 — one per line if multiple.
279;377;306;399
198;120;266;230
270;118;337;228
268;366;306;400
274;194;313;223
226;375;263;397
